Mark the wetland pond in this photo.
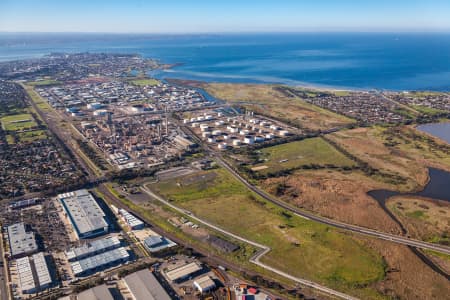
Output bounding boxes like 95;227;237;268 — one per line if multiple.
416;122;450;144
368;168;450;204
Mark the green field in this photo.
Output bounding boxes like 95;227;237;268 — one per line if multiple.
251;137;356;174
130;78;160;86
1;113;38;131
18;130;47;142
27;79;61;86
148;168;386;298
411;105;447;116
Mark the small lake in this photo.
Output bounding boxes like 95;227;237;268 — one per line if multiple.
416;123;450;144
368;167;450;204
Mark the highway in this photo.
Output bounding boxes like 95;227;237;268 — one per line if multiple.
215;156;450;255
141;186;360;300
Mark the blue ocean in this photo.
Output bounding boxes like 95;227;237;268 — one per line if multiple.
1;32;450;91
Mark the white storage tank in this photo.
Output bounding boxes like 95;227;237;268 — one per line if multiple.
218;143;228;150
239;129;250;136
232;139;242;146
243;135;255;144
279;130;290;136
229;126;239;133
270;124;280;130
93;109;108;116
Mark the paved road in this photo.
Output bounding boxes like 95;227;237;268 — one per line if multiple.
215;156;450;255
0;229;9;300
141;186;360;300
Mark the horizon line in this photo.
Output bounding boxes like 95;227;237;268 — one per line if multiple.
1;29;450;35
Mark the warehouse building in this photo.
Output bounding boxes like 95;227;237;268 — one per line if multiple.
123;269;171;300
65;236;121;262
16;252;52;294
76;284;116;300
7;222;38;258
70;247;129;277
165;262;203;283
16;257;35;294
193;275;216;294
58;189;109;239
118;209;144;230
143;235;176;253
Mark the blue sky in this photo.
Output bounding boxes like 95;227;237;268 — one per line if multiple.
1;0;450;33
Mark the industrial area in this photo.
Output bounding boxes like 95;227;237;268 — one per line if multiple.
1;52;449;300
1;188;270;300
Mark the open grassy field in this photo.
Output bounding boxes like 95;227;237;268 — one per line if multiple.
23;84;52;113
411;105;448;115
17;130;47;142
0;113;38;131
262;169;402;233
129;78;160;86
27;79;61;86
327;126;449;192
251;137;356;174
387;196;449;245
184;82;354;131
148;168;387;298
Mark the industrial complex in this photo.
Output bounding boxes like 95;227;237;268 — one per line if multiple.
58;189;109;239
122;268;171;300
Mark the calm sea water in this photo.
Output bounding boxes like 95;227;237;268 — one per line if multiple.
1;33;450;91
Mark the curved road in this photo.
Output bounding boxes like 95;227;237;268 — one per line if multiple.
141;186;360;300
215;156;450;255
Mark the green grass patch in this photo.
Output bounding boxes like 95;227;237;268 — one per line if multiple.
129;78;160;86
406;210;426;219
27;79;61;86
333;90;351;96
252;137;356;174
411;105;447;116
6;135;15;144
1;113;38;131
424;249;450;262
17;130;47;142
148;168;386;297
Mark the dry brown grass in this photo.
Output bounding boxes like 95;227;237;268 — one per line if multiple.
192;82;354;131
328;127;430;192
387;196;449;243
263;169;402;234
363;238;450;299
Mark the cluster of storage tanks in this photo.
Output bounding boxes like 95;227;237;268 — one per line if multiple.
184;112;290;150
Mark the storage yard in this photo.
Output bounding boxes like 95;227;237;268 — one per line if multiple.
184;109;299;150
